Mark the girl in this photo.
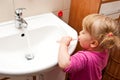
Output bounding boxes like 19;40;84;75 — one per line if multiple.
58;14;120;80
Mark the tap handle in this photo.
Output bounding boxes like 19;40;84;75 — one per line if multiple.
15;8;26;17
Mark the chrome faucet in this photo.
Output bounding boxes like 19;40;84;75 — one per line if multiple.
15;8;28;29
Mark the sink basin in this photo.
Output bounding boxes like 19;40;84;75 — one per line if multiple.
0;13;78;75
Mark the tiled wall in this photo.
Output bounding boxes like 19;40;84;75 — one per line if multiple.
0;0;15;22
0;0;71;23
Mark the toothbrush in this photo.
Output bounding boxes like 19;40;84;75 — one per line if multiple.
56;38;78;43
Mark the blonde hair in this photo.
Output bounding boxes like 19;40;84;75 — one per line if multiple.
82;14;120;49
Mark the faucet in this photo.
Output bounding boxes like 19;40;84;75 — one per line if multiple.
15;8;28;29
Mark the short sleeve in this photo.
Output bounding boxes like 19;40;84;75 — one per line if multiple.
64;51;88;73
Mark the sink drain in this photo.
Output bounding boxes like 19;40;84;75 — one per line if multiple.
25;54;34;60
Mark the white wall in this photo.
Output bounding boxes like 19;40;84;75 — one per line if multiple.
0;0;71;23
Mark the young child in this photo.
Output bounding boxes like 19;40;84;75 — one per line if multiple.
58;14;120;80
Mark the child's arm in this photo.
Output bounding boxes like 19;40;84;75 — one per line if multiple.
58;36;72;69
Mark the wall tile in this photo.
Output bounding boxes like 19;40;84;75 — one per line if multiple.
53;9;70;23
0;0;14;22
63;0;71;10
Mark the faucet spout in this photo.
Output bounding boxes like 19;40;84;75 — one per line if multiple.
16;18;28;29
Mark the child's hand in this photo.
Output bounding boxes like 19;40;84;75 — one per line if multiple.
58;36;72;46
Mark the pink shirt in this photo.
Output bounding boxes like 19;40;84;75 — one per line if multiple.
64;50;109;80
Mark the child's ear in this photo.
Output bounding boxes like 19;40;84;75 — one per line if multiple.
90;40;99;48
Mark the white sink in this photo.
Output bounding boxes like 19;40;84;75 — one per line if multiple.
0;13;78;75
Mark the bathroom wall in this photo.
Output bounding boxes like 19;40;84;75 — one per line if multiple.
0;0;14;22
0;0;71;23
